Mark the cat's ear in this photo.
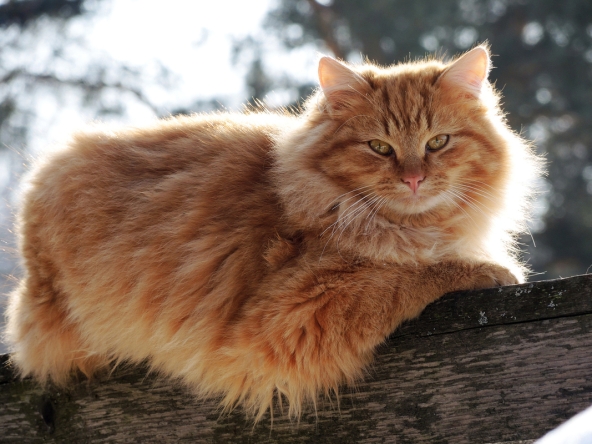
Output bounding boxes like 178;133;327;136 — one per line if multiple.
318;56;371;111
438;46;490;98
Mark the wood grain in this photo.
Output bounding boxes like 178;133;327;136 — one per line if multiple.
1;274;591;443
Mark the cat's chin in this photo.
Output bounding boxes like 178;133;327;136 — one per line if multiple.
384;193;446;218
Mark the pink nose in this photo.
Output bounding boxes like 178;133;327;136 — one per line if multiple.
401;175;425;193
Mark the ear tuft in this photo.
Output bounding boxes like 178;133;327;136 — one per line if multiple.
318;56;370;111
439;46;491;98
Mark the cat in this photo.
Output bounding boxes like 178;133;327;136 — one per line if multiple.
5;44;540;421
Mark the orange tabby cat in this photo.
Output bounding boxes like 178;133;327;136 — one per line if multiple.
6;45;540;420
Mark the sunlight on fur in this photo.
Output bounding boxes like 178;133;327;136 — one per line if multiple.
5;44;542;422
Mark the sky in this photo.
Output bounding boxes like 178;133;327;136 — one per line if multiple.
27;0;320;155
89;0;276;106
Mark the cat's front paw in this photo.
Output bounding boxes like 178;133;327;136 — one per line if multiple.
470;263;520;290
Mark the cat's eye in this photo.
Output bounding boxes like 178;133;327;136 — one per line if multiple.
369;139;393;156
426;134;450;151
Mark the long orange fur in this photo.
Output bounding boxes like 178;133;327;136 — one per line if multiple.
5;45;540;421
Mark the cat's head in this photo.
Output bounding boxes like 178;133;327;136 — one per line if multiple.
274;45;539;261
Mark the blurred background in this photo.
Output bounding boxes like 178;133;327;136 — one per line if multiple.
0;0;591;352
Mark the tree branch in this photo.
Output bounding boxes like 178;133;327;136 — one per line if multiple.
305;0;347;60
1;69;161;115
0;0;86;28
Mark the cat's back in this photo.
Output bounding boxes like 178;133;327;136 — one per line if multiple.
19;112;294;299
28;111;290;198
24;112;291;221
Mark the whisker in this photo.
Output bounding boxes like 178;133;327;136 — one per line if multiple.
462;179;498;190
366;196;387;221
337;194;380;231
525;225;536;248
330;185;374;205
321;192;376;239
321;194;369;238
335;195;381;247
319;194;377;263
364;196;388;233
336;186;375;207
457;180;535;244
447;187;493;224
458;179;501;194
439;190;479;228
322;189;391;262
453;183;498;202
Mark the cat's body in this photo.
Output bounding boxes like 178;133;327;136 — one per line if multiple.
6;46;540;420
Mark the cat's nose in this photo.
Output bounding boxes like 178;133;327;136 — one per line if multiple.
401;175;425;193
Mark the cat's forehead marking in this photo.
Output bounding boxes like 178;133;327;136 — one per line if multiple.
371;69;440;141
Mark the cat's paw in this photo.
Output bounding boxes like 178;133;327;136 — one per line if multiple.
470;263;520;290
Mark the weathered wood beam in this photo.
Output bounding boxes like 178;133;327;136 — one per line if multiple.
1;274;591;443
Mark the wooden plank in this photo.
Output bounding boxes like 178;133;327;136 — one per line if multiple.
1;275;591;443
394;274;592;337
369;315;592;443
